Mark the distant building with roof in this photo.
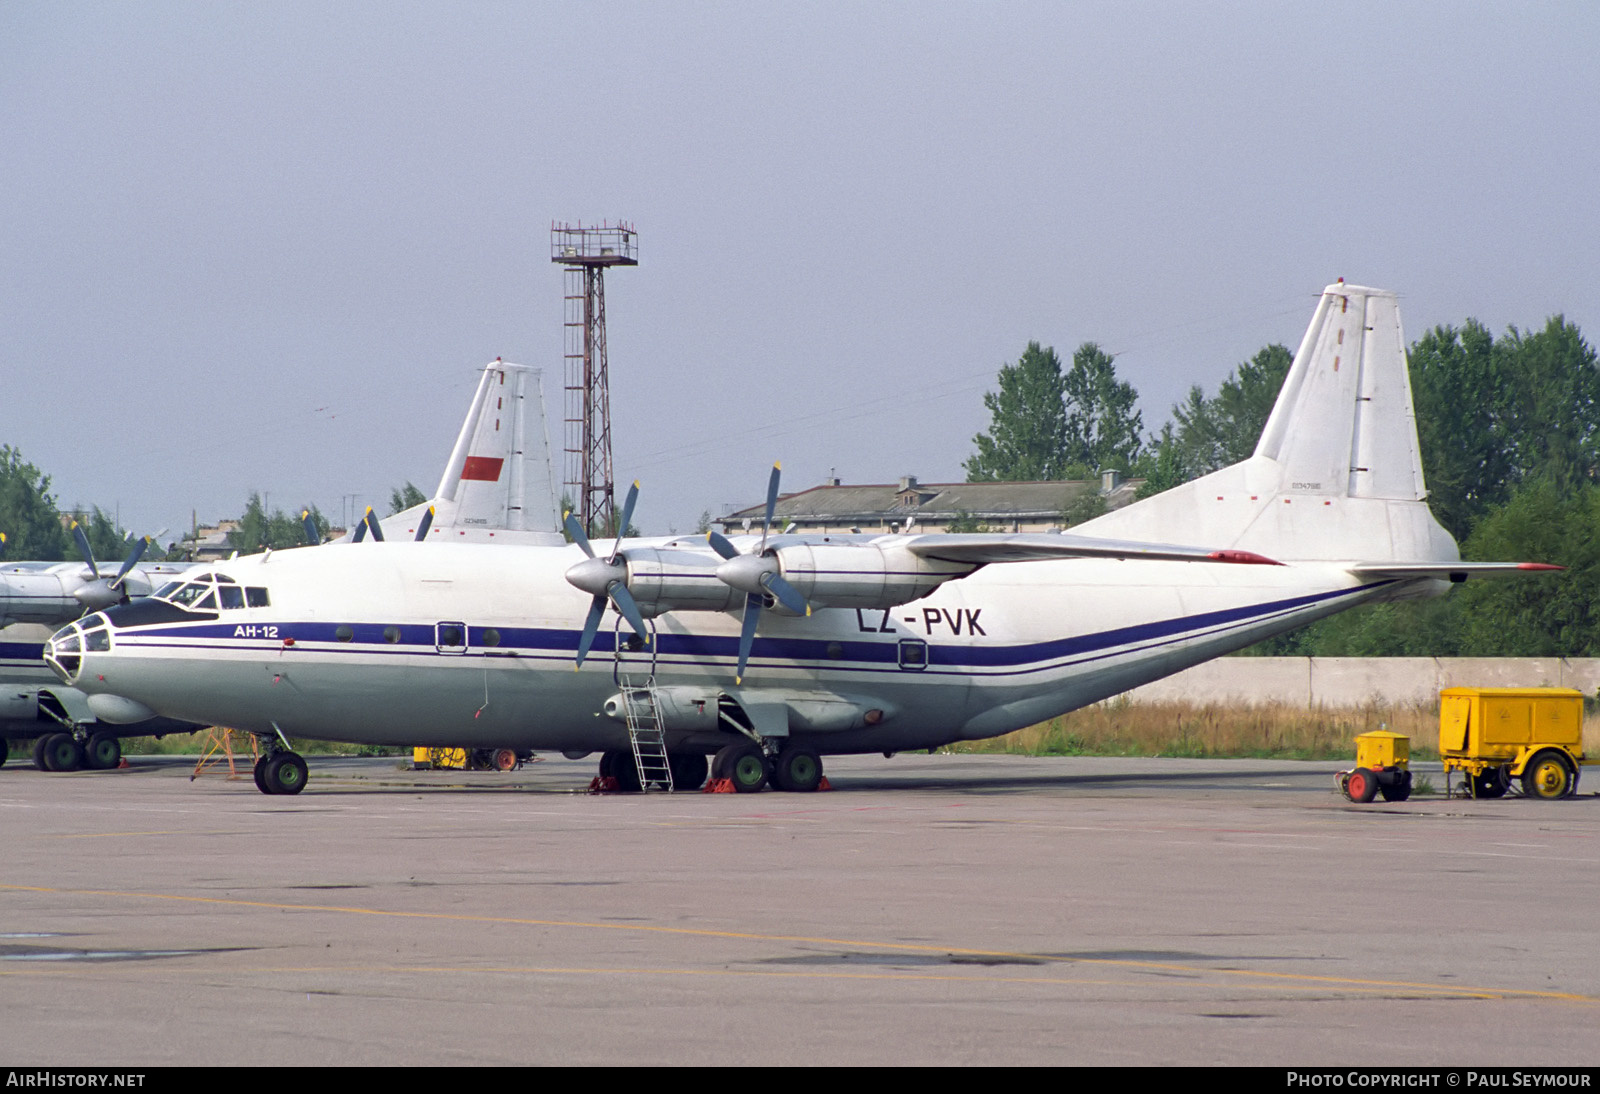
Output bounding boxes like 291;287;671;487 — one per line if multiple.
715;472;1145;535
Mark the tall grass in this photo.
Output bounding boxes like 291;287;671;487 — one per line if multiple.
949;698;1600;761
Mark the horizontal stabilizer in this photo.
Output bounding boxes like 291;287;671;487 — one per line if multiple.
905;533;1282;566
1348;561;1563;581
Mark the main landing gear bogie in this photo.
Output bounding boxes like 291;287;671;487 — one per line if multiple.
594;744;825;794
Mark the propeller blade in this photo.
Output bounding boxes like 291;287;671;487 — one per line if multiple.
608;480;640;563
352;519;367;543
1;532;7;558
607;581;650;643
761;463;781;550
301;509;320;546
71;522;100;579
413;506;435;542
564;510;596;559
706;530;739;560
735;591;763;684
760;571;811;617
574;595;606;667
110;536;151;590
363;508;384;542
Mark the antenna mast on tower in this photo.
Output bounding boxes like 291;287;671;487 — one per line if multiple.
552;221;637;537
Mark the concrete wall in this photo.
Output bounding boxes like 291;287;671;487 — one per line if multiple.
1121;658;1600;707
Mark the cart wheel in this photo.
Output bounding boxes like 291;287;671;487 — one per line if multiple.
1347;767;1379;804
1522;750;1575;801
1379;770;1412;803
1470;768;1508;799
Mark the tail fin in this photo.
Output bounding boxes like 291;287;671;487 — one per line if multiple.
1084;282;1459;564
378;361;565;545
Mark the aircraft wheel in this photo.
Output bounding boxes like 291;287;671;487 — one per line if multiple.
1378;770;1411;802
263;752;308;796
83;732;121;771
1522;751;1575;800
1346;767;1379;804
42;733;83;773
253;755;270;794
490;748;518;772
714;743;769;794
32;735;51;771
0;739;8;769
773;747;823;793
609;751;643;793
1469;768;1508;799
667;751;709;791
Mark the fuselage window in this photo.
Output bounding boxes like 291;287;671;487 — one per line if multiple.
246;587;270;607
85;629;110;652
214;574;237;584
383;626;401;644
335;625;354;642
154;581;183;598
194;590;218;611
218;586;245;609
482;628;501;647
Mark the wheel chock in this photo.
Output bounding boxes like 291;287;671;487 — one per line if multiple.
587;775;621;794
817;776;832;791
703;778;738;793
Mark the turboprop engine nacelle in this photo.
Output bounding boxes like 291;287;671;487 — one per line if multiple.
762;542;976;609
566;546;743;617
564;540;978;617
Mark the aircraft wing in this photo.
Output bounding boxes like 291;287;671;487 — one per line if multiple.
1347;562;1563;580
902;533;1282;566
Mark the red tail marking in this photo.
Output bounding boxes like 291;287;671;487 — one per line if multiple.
461;456;504;482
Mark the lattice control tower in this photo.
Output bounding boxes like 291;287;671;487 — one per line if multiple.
551;221;637;537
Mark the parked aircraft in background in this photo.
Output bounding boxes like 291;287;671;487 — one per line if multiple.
5;359;560;771
50;285;1557;795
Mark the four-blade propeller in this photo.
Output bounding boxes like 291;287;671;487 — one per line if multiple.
705;463;810;683
563;481;650;667
69;522;155;611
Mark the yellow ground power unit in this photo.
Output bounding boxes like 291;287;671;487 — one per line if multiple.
1339;730;1412;803
1438;687;1586;800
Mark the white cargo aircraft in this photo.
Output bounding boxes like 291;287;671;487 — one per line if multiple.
5;359;559;771
46;284;1556;795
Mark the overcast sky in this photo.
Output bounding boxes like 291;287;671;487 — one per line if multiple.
4;2;1597;542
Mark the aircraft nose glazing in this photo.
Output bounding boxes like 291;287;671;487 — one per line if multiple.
44;616;111;685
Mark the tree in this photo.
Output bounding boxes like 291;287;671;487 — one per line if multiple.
388;482;427;515
965;342;1070;482
1408;321;1509;541
1452;480;1600;656
943;510;992;534
66;506;129;565
0;445;68;559
228;494;327;552
1166;344;1291;480
1062;342;1143;473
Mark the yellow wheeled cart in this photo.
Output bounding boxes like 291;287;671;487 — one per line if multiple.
1339;730;1413;803
411;746;526;771
1439;687;1586;800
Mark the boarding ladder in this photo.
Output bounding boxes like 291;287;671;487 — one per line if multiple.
618;674;673;792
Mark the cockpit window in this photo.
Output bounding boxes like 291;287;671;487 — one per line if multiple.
168;583;210;606
156;574;268;612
